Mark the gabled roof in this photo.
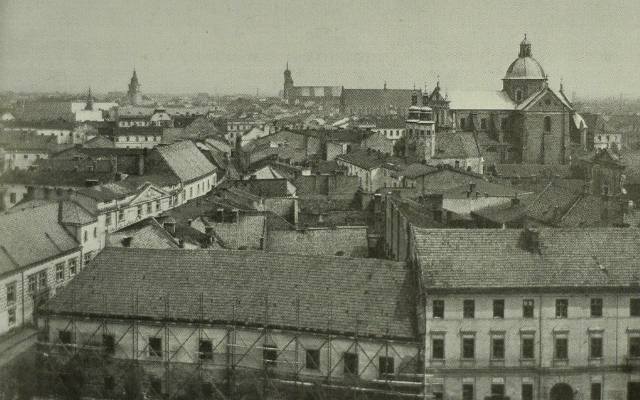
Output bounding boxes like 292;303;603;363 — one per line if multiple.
266;227;369;257
335;149;397;170
155;141;216;183
516;87;573;111
414;227;640;292
220;179;293;198
11;101;75;122
0;203;79;276
447;90;516;110
107;218;179;249
432;132;481;160
46;248;416;340
0;131;57;152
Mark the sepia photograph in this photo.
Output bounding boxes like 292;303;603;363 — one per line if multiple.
0;0;639;399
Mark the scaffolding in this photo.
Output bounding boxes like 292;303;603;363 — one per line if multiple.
35;288;429;400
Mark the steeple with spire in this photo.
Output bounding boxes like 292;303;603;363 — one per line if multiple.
127;68;142;105
283;62;294;104
84;87;94;111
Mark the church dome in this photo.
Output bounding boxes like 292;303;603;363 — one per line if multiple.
504;36;547;80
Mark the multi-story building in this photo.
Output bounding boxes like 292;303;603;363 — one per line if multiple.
0;203;84;335
0;131;57;171
410;227;640;400
40;248;422;398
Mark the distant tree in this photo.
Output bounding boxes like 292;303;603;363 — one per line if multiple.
393;137;406;157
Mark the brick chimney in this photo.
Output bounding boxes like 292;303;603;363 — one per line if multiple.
521;228;540;253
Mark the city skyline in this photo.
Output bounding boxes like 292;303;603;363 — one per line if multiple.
2;0;640;98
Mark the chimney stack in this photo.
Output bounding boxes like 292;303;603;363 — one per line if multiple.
521;228;540;253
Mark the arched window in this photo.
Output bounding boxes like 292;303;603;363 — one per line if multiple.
544;116;552;133
515;89;523;102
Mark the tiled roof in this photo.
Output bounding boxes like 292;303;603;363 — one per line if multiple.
395;163;438;179
493;163;572;179
0;168;116;187
440;180;530;199
447;90;515;110
336;149;402;170
432;132;481;160
46;248;416;340
266;226;369;257
293;175;359;197
414;227;640;292
0;203;79;276
341;88;414;108
155;141;216;183
220;179;292;198
0;131;57;152
392;198;444;228
11;101;75;122
107;218;179;249
8;199;95;226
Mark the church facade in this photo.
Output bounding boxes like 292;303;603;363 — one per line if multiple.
411;36;586;167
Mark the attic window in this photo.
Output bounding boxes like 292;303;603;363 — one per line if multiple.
515;89;523;102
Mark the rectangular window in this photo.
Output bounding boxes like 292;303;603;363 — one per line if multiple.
106;213;111;226
305;349;320;370
68;259;77;276
481;118;487;130
8;308;16;326
491;384;505;397
147;203;152;214
137;205;143;218
103;334;115;355
631;298;640;317
630;337;640;358
591;382;601;400
156;200;161;211
378;356;394;377
523;299;534;318
522;383;534;400
6;282;16;304
27;275;36;293
199;340;213;360
521;336;535;359
343;352;358;376
263;344;278;366
462;337;475;360
9;193;16;204
55;263;65;282
38;270;47;288
493;299;505;319
59;330;72;344
462;384;474;400
118;210;124;222
433;300;444;319
463;300;475;319
591;298;603;318
460;118;466;129
590;337;603;359
555;337;568;360
492;337;505;360
432;338;445;360
149;337;162;358
556;299;568;318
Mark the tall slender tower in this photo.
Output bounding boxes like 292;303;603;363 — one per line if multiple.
84;87;94;111
127;69;142;105
283;63;294;105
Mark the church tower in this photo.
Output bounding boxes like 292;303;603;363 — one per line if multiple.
283;63;294;105
84;87;94;111
128;69;142;106
502;35;548;103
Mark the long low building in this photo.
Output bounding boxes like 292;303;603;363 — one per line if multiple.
40;248;422;398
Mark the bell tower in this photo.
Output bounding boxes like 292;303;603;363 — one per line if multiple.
127;69;142;106
283;62;294;104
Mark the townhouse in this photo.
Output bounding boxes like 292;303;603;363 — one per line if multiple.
410;227;640;400
0;204;83;335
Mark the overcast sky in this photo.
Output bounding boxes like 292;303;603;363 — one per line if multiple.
1;0;638;98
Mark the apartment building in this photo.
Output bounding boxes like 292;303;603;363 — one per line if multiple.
411;227;640;400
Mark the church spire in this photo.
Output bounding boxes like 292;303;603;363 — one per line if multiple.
519;34;532;57
84;87;94;111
